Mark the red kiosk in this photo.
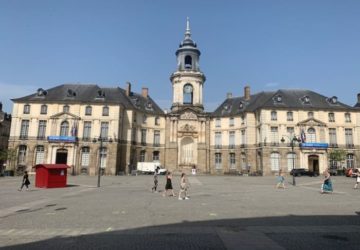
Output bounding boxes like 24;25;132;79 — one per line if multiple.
35;164;70;188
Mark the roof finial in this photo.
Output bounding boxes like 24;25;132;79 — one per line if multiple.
185;17;191;38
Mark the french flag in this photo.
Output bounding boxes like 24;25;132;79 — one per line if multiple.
300;129;306;143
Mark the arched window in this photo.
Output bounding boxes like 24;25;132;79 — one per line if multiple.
63;105;70;113
102;106;109;116
85;106;92;116
155;116;160;126
347;154;355;168
185;55;192;69
307;128;316;143
287;153;296;172
308;112;314;118
23;104;30;114
60;121;69;136
40;105;47;114
270;152;280;171
183;84;193;104
271;111;277;121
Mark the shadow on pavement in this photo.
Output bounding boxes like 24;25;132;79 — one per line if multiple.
2;214;360;250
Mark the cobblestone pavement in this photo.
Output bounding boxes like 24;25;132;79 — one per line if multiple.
1;174;360;249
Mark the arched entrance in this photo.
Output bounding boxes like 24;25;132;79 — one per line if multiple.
56;149;68;164
308;155;319;175
180;137;195;165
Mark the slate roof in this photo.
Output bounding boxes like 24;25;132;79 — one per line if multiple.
12;84;164;115
212;89;355;117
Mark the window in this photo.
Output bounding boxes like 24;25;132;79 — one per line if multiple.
329;128;337;145
100;122;109;139
18;145;27;165
270;152;280;171
229;117;234;127
215;118;221;128
83;121;92;141
185;55;192;69
183;84;193;104
153;130;160;146
60;121;69;136
308;112;314;119
271;111;277;121
81;147;90;167
241;130;246;145
241;115;245;125
141;129;147;145
40;105;47;115
270;127;278;144
346;154;355;168
102;106;109;116
131;128;137;143
328;113;335;122
155;116;160;126
345;128;353;146
153;151;160;161
23;104;30;114
345;113;351;123
307;128;316;143
287;153;296;172
229;153;236;169
63;105;69;113
215;153;222;169
85;106;92;116
35;146;44;165
37;120;47;139
139;150;146;162
241;153;247;170
229;131;235;148
287;127;294;137
143;114;147;124
287;111;293;121
100;147;107;169
20;120;29;139
215;132;222;148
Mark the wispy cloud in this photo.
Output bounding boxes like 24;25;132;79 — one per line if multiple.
0;81;37;113
265;82;280;88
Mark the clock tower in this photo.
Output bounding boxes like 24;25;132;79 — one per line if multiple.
170;18;206;112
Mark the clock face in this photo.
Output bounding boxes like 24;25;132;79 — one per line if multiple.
184;84;193;93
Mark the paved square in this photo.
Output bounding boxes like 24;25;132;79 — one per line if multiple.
1;174;360;249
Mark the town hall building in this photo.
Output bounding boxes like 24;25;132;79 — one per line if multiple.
6;20;360;176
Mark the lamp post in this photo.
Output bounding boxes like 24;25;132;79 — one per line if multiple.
93;137;112;187
281;135;301;186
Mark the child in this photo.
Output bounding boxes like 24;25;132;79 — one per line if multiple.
178;173;190;200
276;170;285;189
18;171;30;191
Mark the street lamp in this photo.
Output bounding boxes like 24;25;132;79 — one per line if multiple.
93;137;113;187
281;135;301;186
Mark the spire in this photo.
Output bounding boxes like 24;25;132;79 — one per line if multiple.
184;17;191;39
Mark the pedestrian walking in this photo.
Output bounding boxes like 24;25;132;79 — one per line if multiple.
163;172;175;197
321;168;333;194
18;171;30;191
178;173;190;200
276;170;285;189
354;169;360;189
151;167;159;192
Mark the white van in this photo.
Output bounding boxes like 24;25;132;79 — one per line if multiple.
136;162;167;175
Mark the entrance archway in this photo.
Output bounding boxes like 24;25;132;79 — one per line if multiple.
308;155;319;176
180;137;194;165
56;149;68;164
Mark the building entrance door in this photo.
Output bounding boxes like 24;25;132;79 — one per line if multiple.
308;155;319;176
56;149;68;164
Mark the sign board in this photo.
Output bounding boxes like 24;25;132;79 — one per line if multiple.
300;143;328;149
48;136;76;142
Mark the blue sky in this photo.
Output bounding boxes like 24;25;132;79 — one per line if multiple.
1;0;360;113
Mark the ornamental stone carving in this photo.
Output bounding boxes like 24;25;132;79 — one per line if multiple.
180;111;197;120
180;124;196;132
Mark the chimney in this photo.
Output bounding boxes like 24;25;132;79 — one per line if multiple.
142;87;149;98
244;85;250;101
125;82;131;96
227;92;232;99
358;93;360;103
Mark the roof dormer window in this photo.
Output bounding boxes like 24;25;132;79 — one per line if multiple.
327;96;338;105
301;95;311;104
37;88;47;97
239;101;244;109
274;95;282;103
67;89;76;97
145;102;153;110
96;90;106;99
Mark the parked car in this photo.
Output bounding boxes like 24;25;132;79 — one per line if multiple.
290;168;308;176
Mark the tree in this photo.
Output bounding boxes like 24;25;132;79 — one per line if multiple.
0;148;17;170
329;149;347;169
